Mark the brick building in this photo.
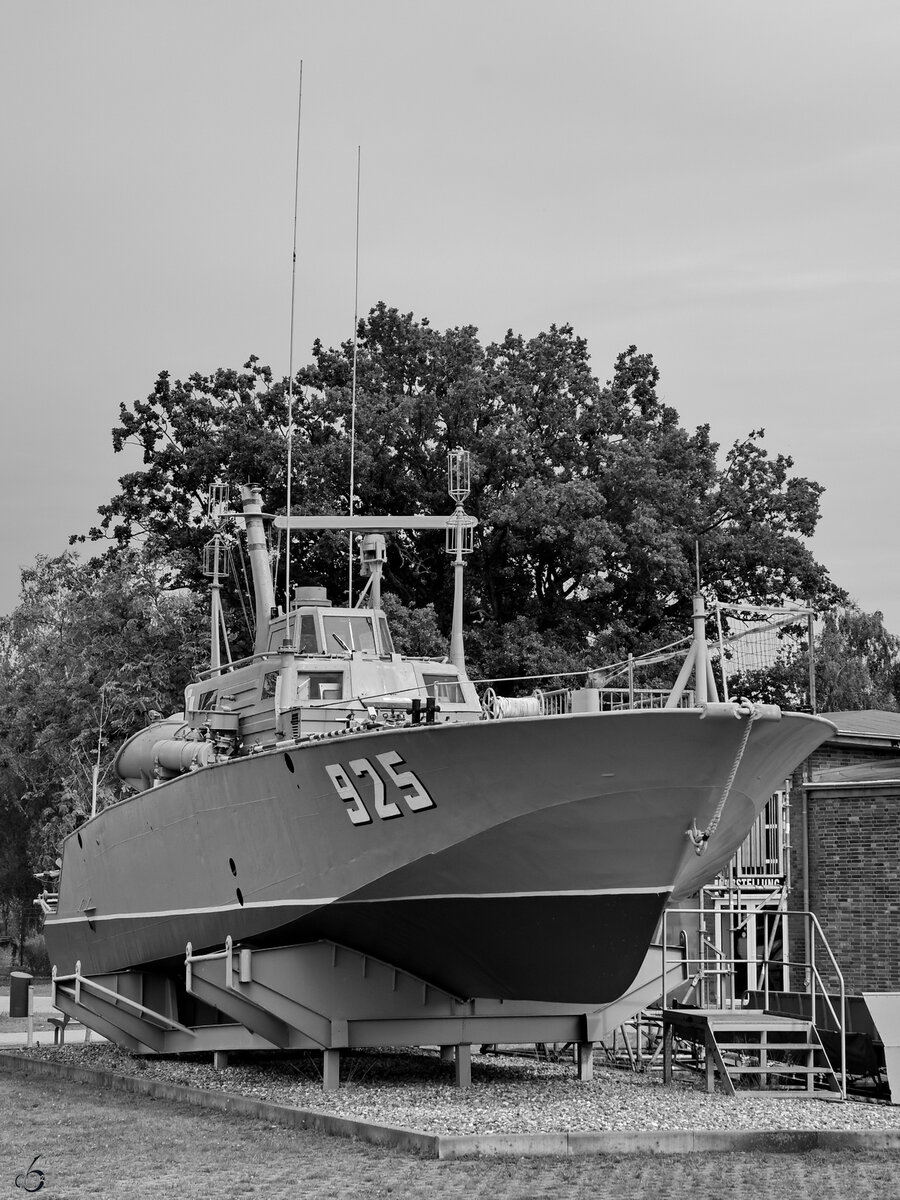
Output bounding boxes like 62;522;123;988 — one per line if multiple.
789;711;900;995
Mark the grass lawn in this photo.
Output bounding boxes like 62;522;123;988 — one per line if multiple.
2;1069;900;1199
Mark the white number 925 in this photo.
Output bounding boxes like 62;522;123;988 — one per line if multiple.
325;751;436;826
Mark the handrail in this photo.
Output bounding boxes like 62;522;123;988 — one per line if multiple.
51;963;195;1034
661;904;846;1098
807;909;847;1095
197;650;354;680
186;936;235;991
197;648;451;681
196;651;282;679
487;687;699;720
33;891;59;915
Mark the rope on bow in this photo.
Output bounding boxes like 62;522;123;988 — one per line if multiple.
687;699;759;856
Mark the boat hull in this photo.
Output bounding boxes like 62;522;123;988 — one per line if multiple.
44;708;834;1004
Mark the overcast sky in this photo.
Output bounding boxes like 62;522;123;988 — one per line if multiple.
2;1;898;634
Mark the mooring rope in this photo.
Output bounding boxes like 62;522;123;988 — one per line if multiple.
687;699;759;855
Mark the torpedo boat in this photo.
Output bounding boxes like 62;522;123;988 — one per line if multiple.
40;479;834;1051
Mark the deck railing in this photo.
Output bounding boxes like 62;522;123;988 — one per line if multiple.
533;687;696;716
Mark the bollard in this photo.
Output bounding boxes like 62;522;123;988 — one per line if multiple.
9;971;33;1019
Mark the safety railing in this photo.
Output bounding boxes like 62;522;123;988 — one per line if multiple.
540;687;689;713
33;891;59;915
51;962;195;1035
661;904;846;1097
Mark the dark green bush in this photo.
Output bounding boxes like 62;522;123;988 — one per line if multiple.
21;935;51;979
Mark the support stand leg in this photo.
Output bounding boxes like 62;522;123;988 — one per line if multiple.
323;1048;340;1091
760;1033;768;1090
662;1020;674;1084
577;1042;594;1082
455;1044;471;1088
213;1051;229;1071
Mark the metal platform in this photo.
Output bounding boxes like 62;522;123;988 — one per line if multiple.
50;937;685;1089
662;1007;843;1097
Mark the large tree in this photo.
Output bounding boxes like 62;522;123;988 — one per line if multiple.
0;771;35;961
0;552;207;865
79;303;837;681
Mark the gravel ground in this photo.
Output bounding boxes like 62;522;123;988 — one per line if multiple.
12;1042;900;1136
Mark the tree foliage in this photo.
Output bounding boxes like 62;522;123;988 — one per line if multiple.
81;302;837;681
0;772;35;951
814;607;900;711
0;552;207;867
725;604;900;712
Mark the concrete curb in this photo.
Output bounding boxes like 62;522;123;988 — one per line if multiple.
435;1127;900;1159
3;1050;900;1159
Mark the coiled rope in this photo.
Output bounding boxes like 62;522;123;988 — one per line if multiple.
482;688;542;720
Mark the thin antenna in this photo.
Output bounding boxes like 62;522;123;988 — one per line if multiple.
694;539;701;592
348;145;361;606
284;60;304;642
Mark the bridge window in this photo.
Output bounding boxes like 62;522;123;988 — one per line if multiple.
322;613;377;653
422;673;464;703
297;672;344;701
298;614;319;653
377;615;394;654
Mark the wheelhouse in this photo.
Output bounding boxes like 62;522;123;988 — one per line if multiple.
182;595;481;752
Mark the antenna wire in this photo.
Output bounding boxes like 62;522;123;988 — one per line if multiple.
284;61;303;641
348;145;361;605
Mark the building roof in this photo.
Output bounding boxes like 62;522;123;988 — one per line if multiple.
820;710;900;742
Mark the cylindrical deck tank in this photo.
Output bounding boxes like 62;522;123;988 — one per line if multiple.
114;716;192;791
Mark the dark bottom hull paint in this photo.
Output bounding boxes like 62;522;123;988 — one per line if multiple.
55;891;669;1006
297;891;669;1003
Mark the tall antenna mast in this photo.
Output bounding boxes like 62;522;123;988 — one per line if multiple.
348;145;361;605
284;60;304;643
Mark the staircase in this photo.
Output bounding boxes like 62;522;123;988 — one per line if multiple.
660;904;849;1098
662;1007;843;1097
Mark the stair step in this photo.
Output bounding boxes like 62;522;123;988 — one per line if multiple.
724;1070;830;1080
715;1042;817;1052
706;1018;812;1032
662;1005;844;1098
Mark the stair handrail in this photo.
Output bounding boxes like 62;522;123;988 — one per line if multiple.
661;904;847;1098
185;935;235;991
51;963;195;1034
806;909;846;1098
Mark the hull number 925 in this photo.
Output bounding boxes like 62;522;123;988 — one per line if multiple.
325;752;435;826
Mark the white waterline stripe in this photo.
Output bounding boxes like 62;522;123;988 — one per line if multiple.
44;885;673;927
342;885;674;903
45;897;337;925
